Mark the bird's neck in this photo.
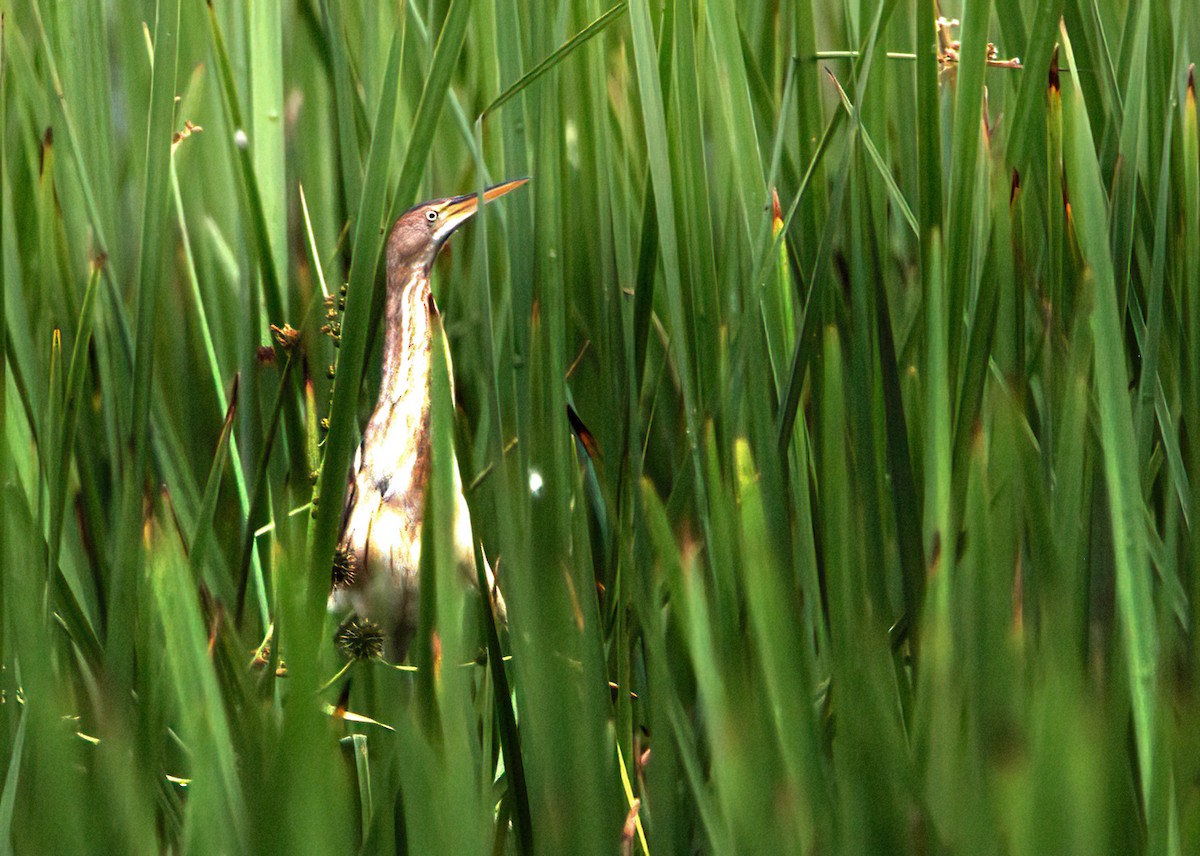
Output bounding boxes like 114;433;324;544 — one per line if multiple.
359;265;437;497
380;265;434;403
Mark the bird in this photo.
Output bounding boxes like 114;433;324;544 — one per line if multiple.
329;178;527;660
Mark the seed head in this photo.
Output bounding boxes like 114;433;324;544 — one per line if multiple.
335;617;385;661
332;547;357;587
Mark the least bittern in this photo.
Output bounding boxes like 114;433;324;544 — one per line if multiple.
330;178;527;659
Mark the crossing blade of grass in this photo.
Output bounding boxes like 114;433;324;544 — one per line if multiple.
1059;22;1160;820
43;328;63;599
874;262;924;645
825;68;918;238
189;375;237;590
235;355;293;622
775;0;895;458
775;141;853;457
47;261;98;591
45;260;103;662
307;25;404;641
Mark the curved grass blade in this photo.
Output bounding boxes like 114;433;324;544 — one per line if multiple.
482;3;627;118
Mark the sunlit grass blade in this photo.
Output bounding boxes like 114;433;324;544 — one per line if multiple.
247;0;287;307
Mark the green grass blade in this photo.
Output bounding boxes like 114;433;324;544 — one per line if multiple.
248;0;288;311
0;9;7;686
189;376;238;590
201;2;286;324
1059;22;1160;819
482;3;626;118
391;0;473;210
148;518;246;852
825;68;918;237
320;0;365;222
109;0;182;681
943;0;993;378
308;26;404;640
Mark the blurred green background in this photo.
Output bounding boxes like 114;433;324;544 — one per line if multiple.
2;0;1200;852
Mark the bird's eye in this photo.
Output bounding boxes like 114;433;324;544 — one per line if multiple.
425;209;438;223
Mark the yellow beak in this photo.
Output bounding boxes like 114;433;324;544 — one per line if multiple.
434;177;529;241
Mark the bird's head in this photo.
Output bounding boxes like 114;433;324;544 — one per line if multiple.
386;177;528;274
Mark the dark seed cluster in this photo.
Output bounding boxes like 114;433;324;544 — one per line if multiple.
331;547;357;587
335;617;385;661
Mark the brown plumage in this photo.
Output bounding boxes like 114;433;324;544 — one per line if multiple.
329;179;526;659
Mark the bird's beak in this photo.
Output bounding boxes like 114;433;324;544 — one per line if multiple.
433;177;529;243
